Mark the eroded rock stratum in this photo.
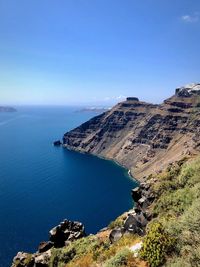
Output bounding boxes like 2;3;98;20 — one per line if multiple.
63;83;200;180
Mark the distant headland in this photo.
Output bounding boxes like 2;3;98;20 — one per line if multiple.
75;107;110;113
0;106;17;112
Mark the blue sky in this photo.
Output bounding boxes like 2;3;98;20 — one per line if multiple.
0;0;200;106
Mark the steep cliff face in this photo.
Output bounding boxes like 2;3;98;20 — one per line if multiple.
63;84;200;180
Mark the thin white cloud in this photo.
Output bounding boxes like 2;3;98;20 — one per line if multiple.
104;95;126;102
181;12;199;23
116;95;126;100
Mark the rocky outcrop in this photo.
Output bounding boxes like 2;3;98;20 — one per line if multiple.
175;83;200;96
53;140;62;146
49;219;85;247
109;180;155;243
12;250;52;267
63;83;200;180
11;181;155;265
38;242;53;253
109;228;124;243
12;252;34;267
11;219;85;267
126;97;139;101
11;182;154;265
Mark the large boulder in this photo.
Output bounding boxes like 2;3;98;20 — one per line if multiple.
109;228;124;243
38;241;53;253
49;219;85;247
135;212;148;227
53;140;62;146
124;215;144;236
124;215;138;232
138;197;151;210
132;182;155;209
131;187;141;202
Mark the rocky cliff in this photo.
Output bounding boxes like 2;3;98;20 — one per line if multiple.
63;83;200;180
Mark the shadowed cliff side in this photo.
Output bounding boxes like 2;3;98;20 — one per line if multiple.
63;83;200;180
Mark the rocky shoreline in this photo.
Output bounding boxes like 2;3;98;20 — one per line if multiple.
12;220;86;267
11;178;155;267
109;179;155;243
63;84;200;180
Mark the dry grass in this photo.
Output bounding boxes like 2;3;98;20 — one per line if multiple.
66;253;96;267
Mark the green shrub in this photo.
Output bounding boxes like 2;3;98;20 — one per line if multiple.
179;159;200;187
108;216;124;229
153;187;194;216
151;157;200;266
104;248;131;267
48;157;200;267
178;162;196;187
92;240;110;261
49;247;76;267
93;233;138;263
165;257;191;267
139;222;175;267
153;180;178;196
49;236;99;267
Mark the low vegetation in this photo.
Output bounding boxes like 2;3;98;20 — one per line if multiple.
139;222;175;267
108;214;125;229
49;157;200;267
149;157;200;266
49;233;140;267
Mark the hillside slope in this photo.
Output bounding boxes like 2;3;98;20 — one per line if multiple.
63;84;200;180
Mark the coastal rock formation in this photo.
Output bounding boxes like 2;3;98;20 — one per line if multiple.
63;83;200;179
11;182;153;266
109;180;154;243
53;140;62;146
12;252;34;267
38;241;53;253
11;219;85;267
49;219;85;247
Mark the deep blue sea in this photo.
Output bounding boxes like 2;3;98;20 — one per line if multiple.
0;106;137;267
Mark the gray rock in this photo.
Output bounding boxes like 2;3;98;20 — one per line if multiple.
176;88;191;97
11;252;34;267
135;212;148;227
124;215;139;233
38;241;53;253
34;250;51;267
126;97;139;101
138;197;150;210
49;219;85;248
109;228;124;243
131;187;141;202
124;213;147;236
53;140;62;146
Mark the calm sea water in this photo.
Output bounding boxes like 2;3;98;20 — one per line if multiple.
0;106;137;267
